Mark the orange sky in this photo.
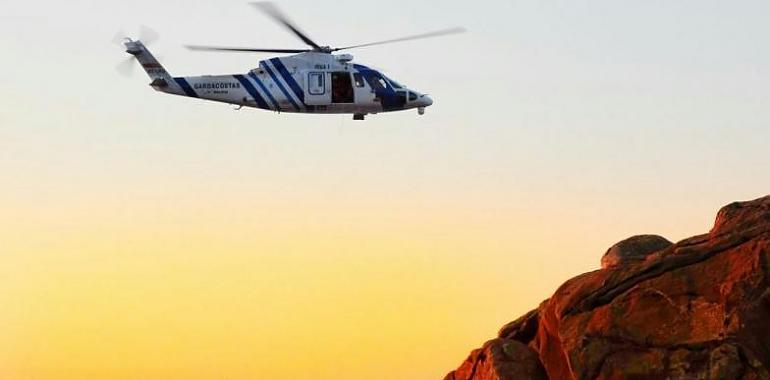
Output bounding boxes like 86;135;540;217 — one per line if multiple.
0;172;739;379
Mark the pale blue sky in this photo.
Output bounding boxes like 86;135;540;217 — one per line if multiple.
3;0;770;269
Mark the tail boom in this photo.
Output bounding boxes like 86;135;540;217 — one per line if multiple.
122;39;280;111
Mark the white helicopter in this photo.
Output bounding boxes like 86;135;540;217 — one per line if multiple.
122;2;464;120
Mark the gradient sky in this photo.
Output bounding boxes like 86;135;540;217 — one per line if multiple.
2;0;770;379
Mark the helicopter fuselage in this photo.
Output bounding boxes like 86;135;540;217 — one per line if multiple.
149;50;433;118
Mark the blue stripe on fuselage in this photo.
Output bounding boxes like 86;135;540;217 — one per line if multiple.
263;62;301;111
248;72;280;111
234;75;269;109
174;77;198;98
270;58;305;105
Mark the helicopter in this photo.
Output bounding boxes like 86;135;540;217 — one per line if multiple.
121;2;464;120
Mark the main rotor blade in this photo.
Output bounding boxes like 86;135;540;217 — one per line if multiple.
186;45;310;54
333;27;467;51
251;2;323;50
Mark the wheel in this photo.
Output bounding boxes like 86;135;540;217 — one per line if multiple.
353;114;366;121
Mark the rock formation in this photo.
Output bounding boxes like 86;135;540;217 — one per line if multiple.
444;195;770;380
600;235;673;269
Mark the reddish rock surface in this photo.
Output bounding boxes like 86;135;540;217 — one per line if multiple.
600;234;673;269
445;195;770;380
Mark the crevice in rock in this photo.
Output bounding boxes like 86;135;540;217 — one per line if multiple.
564;230;769;317
467;352;486;380
735;345;770;380
498;309;539;344
581;335;747;380
586;333;732;352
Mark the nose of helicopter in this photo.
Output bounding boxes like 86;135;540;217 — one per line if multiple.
417;94;433;107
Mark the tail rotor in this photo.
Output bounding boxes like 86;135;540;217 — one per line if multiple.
115;56;137;77
112;26;161;77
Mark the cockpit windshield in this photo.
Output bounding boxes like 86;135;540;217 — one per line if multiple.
357;67;406;91
383;75;404;89
362;72;388;90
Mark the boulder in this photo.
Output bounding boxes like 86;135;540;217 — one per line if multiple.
600;234;673;269
444;339;547;380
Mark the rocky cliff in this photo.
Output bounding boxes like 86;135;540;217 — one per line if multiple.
445;195;770;380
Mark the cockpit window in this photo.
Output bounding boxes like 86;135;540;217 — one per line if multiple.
353;73;365;88
396;91;407;104
384;76;403;89
363;73;387;90
409;91;418;101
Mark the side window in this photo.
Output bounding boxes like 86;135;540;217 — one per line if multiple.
308;72;325;95
396;91;407;104
353;73;365;88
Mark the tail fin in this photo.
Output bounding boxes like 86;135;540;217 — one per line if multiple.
124;39;172;88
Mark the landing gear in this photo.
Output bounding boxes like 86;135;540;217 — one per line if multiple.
418;107;426;115
353;113;366;121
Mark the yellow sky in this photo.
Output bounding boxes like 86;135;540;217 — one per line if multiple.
0;175;728;380
0;199;514;380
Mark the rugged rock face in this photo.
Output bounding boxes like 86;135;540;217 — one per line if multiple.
444;339;548;380
445;195;770;380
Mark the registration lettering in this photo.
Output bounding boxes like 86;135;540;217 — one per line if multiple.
193;82;242;89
